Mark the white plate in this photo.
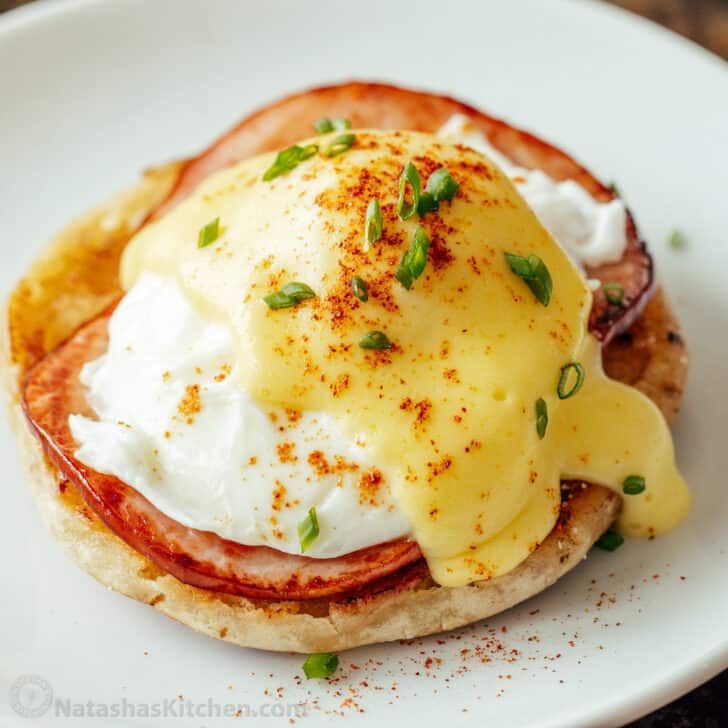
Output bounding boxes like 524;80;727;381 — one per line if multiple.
1;1;726;726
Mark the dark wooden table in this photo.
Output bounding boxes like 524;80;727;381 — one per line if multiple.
1;0;726;725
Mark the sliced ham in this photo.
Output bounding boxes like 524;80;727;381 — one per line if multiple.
150;82;654;343
22;309;422;600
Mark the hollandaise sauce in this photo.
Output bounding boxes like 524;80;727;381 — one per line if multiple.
119;130;690;587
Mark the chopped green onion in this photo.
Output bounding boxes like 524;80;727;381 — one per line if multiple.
263;282;316;310
504;253;553;306
314;117;334;134
324;133;355;157
197;217;221;248
395;267;413;291
351;275;369;302
427;167;459;201
298;507;320;553
535;398;548;439
595;530;624;552
263;144;318;181
302;653;339;679
668;229;686;250
417;168;460;216
299;144;318;159
417;191;439;216
395;225;430;290
557;362;585;399
397;162;421;220
607;181;620;196
603;282;625;306
359;330;392;350
314;117;351;134
365;198;383;245
622;475;646;495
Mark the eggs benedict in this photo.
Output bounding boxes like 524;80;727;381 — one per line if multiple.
3;82;690;654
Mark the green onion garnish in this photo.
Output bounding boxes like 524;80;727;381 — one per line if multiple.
557;362;585;399
668;229;686;250
359;330;392;350
417;168;460;216
427;167;459;200
622;475;646;495
505;253;553;307
263;144;318;181
314;118;351;134
603;282;625;306
351;275;369;302
417;192;439;216
365;198;383;245
302;653;339;679
263;282;316;310
197;217;221;248
298;507;320;553
314;117;334;134
535;397;548;439
607;181;620;196
395;225;430;290
396;162;421;220
595;530;624;552
427;167;459;202
324;133;355;157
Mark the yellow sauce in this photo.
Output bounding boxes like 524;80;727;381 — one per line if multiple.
121;130;690;587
